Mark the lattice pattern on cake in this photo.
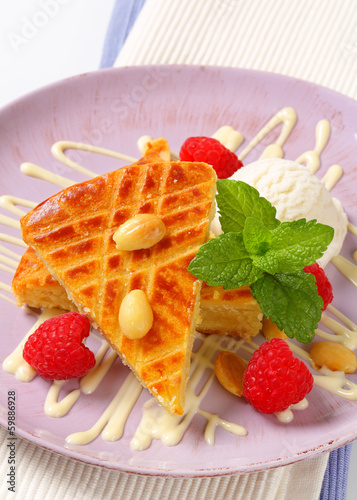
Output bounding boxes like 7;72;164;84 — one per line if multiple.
21;160;217;414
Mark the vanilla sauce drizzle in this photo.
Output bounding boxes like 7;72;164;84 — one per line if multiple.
1;107;357;450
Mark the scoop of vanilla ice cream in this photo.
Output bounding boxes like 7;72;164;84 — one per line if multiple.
211;158;348;268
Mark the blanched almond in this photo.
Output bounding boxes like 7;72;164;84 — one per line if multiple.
214;351;246;396
119;290;153;339
310;341;357;374
113;214;166;251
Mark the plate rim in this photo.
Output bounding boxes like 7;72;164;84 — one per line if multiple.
0;420;356;477
1;63;357;116
1;63;357;477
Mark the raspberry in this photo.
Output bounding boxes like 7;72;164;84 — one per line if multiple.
243;338;313;414
23;312;95;380
179;136;243;178
304;262;333;310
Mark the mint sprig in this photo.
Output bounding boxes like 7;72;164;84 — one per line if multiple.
188;232;264;288
188;179;334;343
216;179;280;233
251;272;324;344
244;217;334;275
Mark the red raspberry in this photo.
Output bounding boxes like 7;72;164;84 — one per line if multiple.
23;312;95;380
304;263;333;311
243;338;313;414
179;136;243;178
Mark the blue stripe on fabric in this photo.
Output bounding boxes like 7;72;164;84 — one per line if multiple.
319;444;352;500
100;0;147;68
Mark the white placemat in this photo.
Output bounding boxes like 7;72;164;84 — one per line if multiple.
115;0;357;101
0;426;329;500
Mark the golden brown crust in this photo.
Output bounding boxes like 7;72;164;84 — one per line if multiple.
12;149;168;311
21;160;216;415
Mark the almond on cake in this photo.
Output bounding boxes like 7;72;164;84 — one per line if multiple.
13;250;263;340
20;157;217;415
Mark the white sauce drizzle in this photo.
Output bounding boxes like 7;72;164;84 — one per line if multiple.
348;223;357;237
2;309;61;381
0;254;19;272
131;335;248;450
239;107;297;161
80;342;117;395
1;107;357;449
52;140;137;175
44;380;81;418
212;125;244;152
313;368;357;400
42;337;119;420
331;255;357;287
0;245;21;262
295;119;330;174
275;398;309;423
0;214;21;231
318;306;357;350
66;372;142;445
0;292;17;305
321;165;343;190
0;233;26;248
20;163;75;189
0;196;36;216
21;141;138;189
286;304;357;402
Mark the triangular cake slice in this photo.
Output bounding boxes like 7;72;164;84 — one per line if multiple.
21;159;216;414
13;144;169;312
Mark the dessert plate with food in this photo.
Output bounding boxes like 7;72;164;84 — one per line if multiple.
0;65;357;477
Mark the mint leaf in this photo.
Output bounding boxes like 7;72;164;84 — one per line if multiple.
243;217;279;274
188;232;264;288
243;217;273;255
216;179;279;233
251;219;334;274
251;271;323;343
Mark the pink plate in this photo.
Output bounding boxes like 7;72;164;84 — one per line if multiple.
0;65;357;477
